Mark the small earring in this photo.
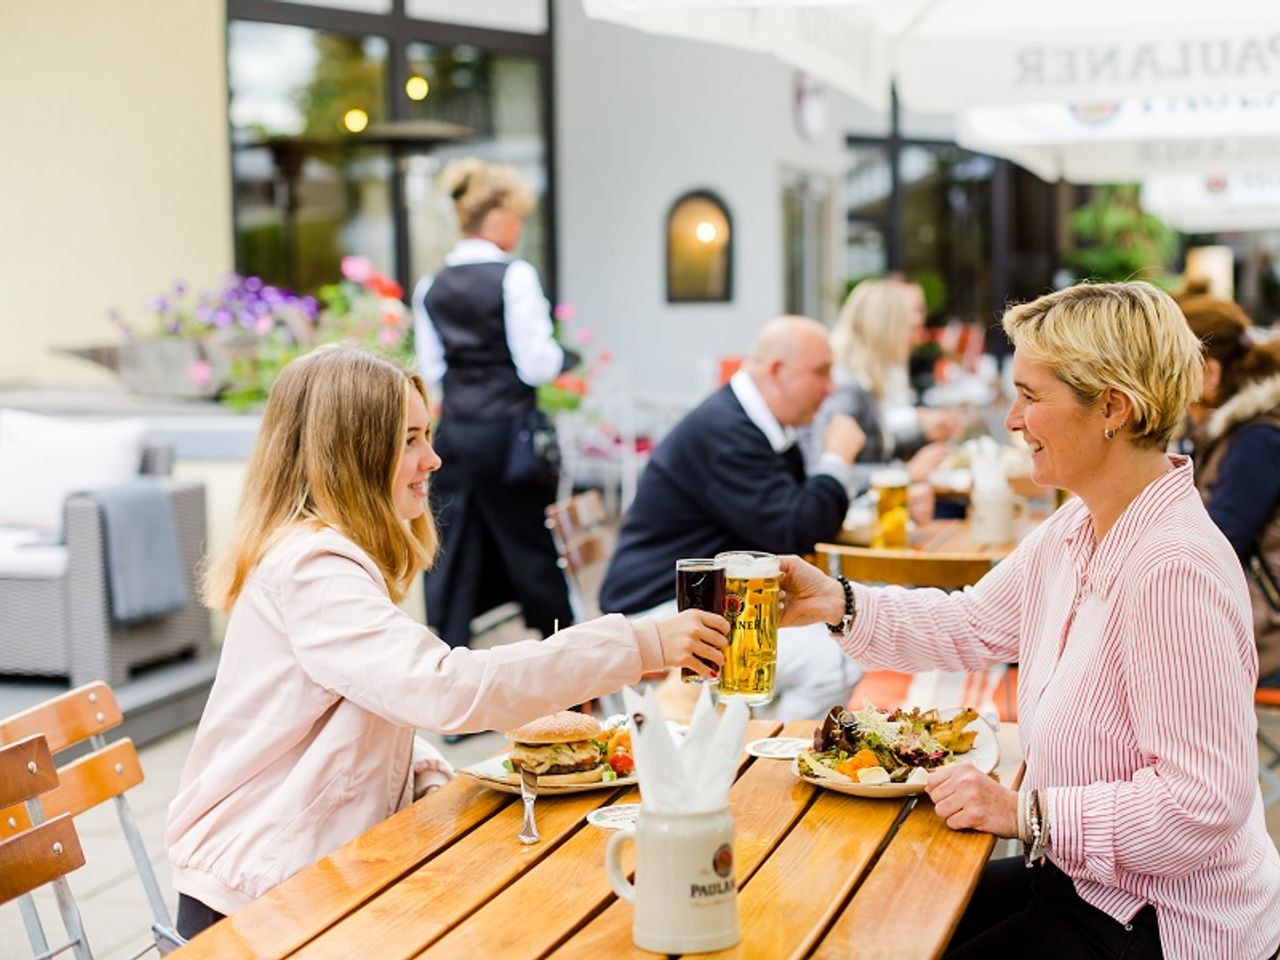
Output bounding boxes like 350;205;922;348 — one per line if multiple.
1104;427;1116;440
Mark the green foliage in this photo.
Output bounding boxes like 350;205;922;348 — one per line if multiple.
1066;184;1178;288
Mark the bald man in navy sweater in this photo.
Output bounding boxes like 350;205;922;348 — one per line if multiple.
601;316;866;719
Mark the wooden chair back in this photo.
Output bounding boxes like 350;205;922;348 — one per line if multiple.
0;735;86;905
545;490;615;620
0;682;142;838
814;543;994;589
0;682;182;955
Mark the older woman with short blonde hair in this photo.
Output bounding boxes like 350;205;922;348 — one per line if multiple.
780;282;1280;959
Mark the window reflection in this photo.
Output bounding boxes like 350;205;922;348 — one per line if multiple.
229;21;392;290
403;42;548;282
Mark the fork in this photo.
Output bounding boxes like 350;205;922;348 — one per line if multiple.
518;767;540;845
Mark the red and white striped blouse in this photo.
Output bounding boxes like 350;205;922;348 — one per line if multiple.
841;457;1280;960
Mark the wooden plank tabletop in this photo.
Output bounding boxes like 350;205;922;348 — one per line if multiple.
833;514;1042;557
174;718;1025;960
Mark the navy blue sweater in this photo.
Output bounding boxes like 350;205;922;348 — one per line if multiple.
599;385;848;615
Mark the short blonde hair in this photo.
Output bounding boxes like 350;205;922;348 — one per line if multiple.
1002;281;1203;449
831;278;917;398
204;345;437;612
441;157;536;234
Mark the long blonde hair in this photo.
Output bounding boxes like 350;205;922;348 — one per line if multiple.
204;345;438;612
830;278;917;398
441;157;535;235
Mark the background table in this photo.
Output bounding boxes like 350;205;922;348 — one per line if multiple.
174;718;1024;960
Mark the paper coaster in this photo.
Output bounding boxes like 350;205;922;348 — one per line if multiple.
745;737;811;760
586;803;642;830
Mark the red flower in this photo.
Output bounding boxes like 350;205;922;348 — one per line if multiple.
367;274;403;299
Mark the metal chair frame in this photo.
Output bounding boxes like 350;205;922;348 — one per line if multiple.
0;684;185;958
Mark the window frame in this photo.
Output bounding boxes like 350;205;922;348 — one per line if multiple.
225;0;558;300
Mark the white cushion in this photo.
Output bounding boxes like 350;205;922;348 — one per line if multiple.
0;409;146;533
0;526;68;579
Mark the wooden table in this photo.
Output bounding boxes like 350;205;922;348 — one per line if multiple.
173;719;1024;960
834;514;1042;558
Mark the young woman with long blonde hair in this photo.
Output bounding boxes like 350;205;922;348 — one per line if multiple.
166;345;727;938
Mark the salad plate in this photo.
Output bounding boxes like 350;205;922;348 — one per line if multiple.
791;707;998;798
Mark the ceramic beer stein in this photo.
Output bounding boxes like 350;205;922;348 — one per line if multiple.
971;488;1016;545
605;806;740;953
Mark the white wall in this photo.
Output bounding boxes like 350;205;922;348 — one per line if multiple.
554;0;887;410
0;0;232;386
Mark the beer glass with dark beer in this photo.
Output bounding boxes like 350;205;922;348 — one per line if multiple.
675;558;725;683
714;551;779;706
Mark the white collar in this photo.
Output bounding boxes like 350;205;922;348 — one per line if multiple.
444;238;509;266
729;369;794;454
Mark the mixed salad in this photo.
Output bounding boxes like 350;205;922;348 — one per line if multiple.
796;704;980;786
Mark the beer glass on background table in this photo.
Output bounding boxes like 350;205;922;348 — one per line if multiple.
870;466;910;549
675;558;726;684
714;551;779;706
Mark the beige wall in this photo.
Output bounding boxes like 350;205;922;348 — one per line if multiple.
0;0;232;385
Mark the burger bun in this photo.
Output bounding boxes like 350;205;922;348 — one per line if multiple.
506;711;603;745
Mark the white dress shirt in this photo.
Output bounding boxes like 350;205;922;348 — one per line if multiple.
729;370;856;495
412;238;565;389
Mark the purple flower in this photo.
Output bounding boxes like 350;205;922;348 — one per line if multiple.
172;281;188;297
244;276;263;293
300;296;319;317
212;309;233;328
147;294;170;313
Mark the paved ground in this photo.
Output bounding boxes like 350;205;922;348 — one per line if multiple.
3;621;1279;958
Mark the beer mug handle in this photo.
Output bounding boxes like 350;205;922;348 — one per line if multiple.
605;828;636;903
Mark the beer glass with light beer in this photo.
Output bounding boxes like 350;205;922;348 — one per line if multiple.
713;551;779;706
675;558;725;683
870;466;910;549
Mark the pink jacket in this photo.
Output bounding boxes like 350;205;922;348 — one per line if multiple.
166;526;662;915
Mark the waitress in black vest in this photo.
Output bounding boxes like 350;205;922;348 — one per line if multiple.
412;158;578;649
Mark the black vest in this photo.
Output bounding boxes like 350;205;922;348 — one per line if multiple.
425;261;536;421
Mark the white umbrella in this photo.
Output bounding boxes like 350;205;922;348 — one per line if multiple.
1140;172;1280;232
582;0;1280;113
955;95;1280;183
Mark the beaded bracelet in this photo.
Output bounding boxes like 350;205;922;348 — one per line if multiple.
825;575;856;635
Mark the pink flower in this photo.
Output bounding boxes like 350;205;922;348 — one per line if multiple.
341;256;375;283
188;359;213;387
254;315;273;335
377;327;401;346
597;350;612;365
553;303;576;323
574;327;594;346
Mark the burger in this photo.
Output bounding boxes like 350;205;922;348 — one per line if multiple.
506;711;608;785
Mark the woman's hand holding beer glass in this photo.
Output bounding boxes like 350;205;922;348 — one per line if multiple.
654;609;730;680
776;555;847;630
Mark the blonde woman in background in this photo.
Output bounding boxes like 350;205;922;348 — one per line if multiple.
412;158;578;655
166;346;728;938
804;277;961;512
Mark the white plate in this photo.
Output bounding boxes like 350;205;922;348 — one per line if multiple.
457;755;636;795
746;737;811;760
790;711;998;798
585;803;642;830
